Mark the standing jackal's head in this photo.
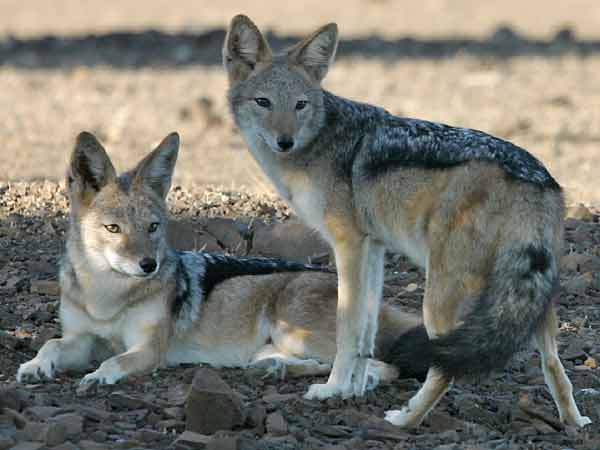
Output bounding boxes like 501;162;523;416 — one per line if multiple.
224;15;338;155
67;132;179;278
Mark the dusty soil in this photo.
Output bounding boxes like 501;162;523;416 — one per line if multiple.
1;182;600;450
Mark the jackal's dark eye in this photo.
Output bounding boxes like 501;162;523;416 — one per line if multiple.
148;222;159;233
104;224;121;233
254;97;271;108
295;100;308;111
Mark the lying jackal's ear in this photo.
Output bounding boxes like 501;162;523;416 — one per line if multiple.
132;132;179;200
68;132;117;204
223;15;272;84
287;23;338;83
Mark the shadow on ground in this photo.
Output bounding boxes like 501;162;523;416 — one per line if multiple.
1;25;598;69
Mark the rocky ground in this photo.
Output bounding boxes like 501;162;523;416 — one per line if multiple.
1;182;600;450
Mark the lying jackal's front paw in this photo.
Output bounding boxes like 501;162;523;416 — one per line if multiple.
17;358;56;383
304;382;353;400
80;365;125;386
384;407;422;428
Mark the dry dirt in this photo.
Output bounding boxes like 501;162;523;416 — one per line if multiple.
1;1;600;449
1;182;600;450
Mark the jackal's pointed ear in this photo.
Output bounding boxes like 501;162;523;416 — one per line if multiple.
132;132;179;200
287;23;338;83
68;132;117;204
223;15;272;84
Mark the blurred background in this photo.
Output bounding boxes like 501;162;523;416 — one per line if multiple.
0;0;599;205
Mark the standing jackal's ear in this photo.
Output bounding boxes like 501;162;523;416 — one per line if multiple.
223;15;272;84
68;132;117;205
287;23;338;83
132;132;179;200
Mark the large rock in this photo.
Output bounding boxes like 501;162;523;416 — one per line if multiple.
250;220;330;264
48;413;83;440
200;218;249;254
185;368;245;434
167;220;222;253
265;411;288;436
566;204;594;221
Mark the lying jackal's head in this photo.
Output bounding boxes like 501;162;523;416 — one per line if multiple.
224;15;338;154
67;132;179;278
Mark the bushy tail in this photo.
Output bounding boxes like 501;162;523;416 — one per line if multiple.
375;305;429;381
382;244;558;380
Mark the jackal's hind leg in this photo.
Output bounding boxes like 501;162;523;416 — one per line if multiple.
536;306;591;428
251;344;331;380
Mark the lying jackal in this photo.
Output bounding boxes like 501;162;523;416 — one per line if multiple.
17;132;422;387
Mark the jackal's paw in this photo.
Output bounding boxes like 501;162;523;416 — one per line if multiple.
304;382;352;400
384;408;419;428
17;358;56;383
570;415;592;428
80;366;125;386
252;358;287;380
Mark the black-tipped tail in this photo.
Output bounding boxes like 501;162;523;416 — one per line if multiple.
382;245;558;380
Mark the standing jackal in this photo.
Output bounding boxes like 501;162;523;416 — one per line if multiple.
223;15;590;428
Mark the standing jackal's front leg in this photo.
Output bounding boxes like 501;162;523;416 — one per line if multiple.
352;241;385;396
304;236;372;400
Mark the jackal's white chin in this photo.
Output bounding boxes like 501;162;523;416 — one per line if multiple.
104;250;159;279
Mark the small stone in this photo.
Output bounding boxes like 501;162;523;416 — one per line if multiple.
0;386;25;411
49;442;80;450
573;364;592;371
156;419;185;433
265;411;288;436
567;204;594;221
0;331;19;350
44;422;68;446
133;428;163;443
108;392;152;411
30;280;60;296
564;276;589;295
75;380;98;398
174;430;211;448
261;393;297;404
185;368;245;434
405;283;418;292
163;406;184;420
584;356;598;369
5;442;45;450
48;413;83;439
79;440;110;450
0;434;14;450
29;326;59;352
246;404;266;435
207;436;238;450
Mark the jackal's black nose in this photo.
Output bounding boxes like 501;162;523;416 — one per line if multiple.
139;257;157;274
277;137;294;151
